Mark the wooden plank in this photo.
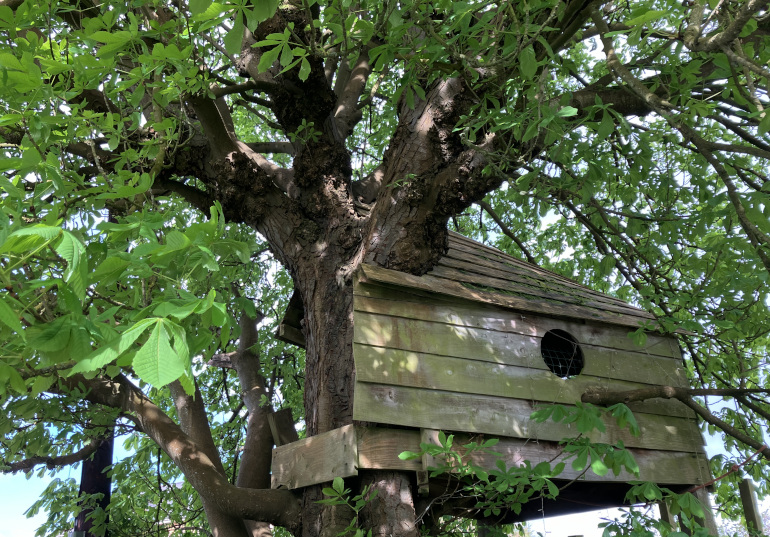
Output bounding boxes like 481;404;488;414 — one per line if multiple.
430;261;639;317
353;313;688;387
658;502;677;528
739;479;764;535
354;288;680;359
693;488;719;536
276;323;306;347
353;384;705;453
268;408;299;447
271;424;358;489
270;425;711;490
353;345;695;418
359;264;657;330
445;234;634;307
416;430;711;486
356;427;422;471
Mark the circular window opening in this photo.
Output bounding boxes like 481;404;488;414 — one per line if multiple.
541;329;584;378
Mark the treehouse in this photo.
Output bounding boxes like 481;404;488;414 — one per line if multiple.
270;232;712;521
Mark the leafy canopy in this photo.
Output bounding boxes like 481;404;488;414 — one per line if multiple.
0;0;769;534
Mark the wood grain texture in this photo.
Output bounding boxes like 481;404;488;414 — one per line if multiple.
270;426;711;490
417;429;711;485
356;427;423;471
354;287;680;359
271;424;358;489
428;263;641;318
353;344;694;418
352;383;705;452
359;263;657;330
353;313;688;387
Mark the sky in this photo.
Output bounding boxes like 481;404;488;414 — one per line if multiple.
0;471;63;537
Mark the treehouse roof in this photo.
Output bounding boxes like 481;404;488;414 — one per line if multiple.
278;232;656;347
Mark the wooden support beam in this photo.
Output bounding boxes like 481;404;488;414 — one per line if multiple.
659;501;677;529
693;488;719;537
271;424;358;489
268;408;299;447
740;479;764;536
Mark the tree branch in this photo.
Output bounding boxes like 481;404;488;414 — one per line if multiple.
211;79;283;98
582;385;770;461
245;141;295;155
59;374;301;530
1;437;103;474
153;177;213;212
686;0;770;51
477;200;537;264
333;47;372;138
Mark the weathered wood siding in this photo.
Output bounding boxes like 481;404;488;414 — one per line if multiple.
351;274;710;485
271;426;712;490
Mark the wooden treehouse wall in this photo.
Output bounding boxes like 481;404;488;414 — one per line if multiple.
351;277;711;487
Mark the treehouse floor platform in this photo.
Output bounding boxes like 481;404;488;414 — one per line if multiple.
270;424;711;520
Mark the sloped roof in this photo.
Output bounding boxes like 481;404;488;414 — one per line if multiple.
277;232;656;347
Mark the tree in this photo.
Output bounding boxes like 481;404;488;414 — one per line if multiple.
0;0;769;536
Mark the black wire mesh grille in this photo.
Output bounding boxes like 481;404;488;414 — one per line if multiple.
541;329;584;378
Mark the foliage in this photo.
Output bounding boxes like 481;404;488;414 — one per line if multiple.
319;477;377;537
398;405;642;523
0;0;768;535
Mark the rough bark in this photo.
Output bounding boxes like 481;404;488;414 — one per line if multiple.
169;381;250;537
358;472;420;537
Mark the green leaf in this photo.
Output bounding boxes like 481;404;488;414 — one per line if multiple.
625;10;666;26
132;321;185;386
557;106;578;117
332;476;344;494
91;257;130;287
519;45;537;80
252;0;279;24
69;318;156;374
258;45;281;73
55;231;87;299
224;14;244;56
596;110;614;141
759;112;770;135
590;455;609;476
189;0;212;15
29;375;55;396
0;295;23;337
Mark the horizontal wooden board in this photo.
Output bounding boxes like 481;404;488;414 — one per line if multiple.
359;264;657;331
353;312;688;387
445;234;635;308
354;287;680;359
353;345;694;418
272;425;710;490
415;429;711;486
272;424;358;489
353;384;704;452
356;427;423;472
429;262;640;318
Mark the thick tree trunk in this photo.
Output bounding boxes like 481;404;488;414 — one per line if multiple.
359;472;420;537
290;242;420;537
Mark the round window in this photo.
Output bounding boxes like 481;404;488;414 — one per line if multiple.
541;329;584;378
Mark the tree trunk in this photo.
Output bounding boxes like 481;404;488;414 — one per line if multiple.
291;246;420;537
74;432;114;537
